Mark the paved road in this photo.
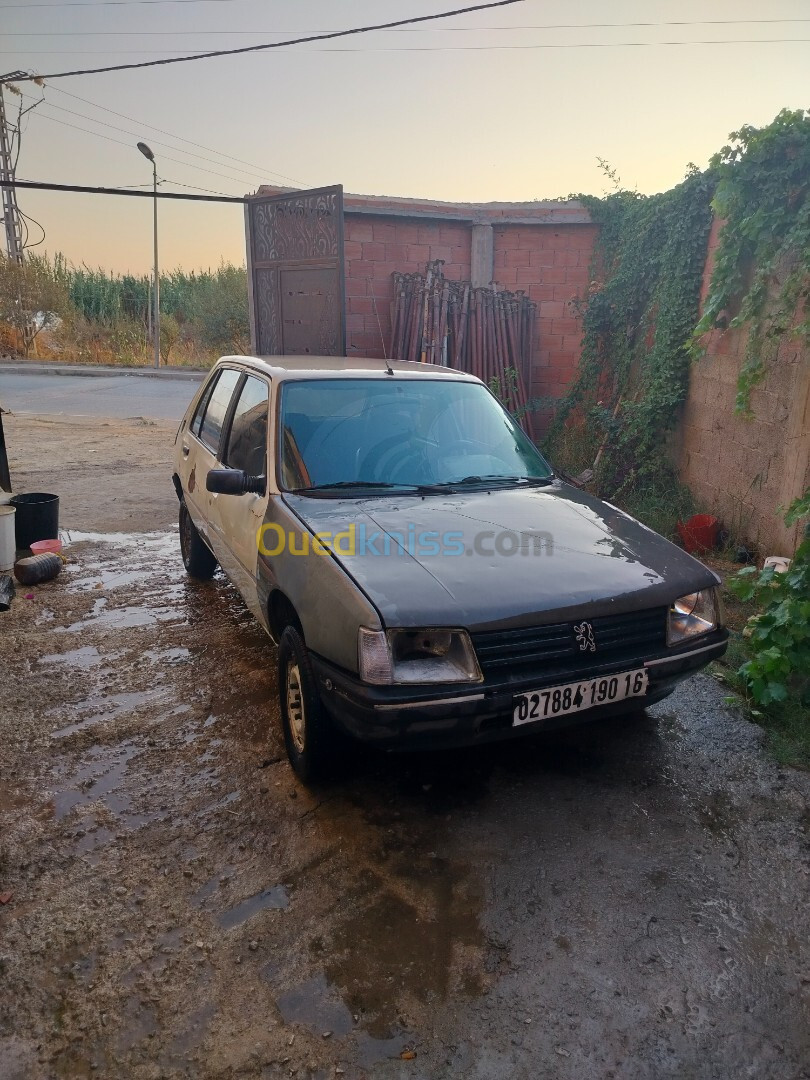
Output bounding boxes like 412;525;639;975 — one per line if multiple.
0;371;203;421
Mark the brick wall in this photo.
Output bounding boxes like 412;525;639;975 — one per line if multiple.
343;215;471;362
343;210;597;413
677;220;810;554
492;224;598;403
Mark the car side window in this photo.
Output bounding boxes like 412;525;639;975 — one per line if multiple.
190;374;217;438
225;375;269;476
197;368;241;455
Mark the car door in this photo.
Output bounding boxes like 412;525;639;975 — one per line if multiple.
208;372;271;621
178;366;242;543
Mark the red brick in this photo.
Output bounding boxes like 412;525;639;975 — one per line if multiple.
550;317;581;337
494;267;518;285
344;240;363;261
540;333;564;351
426;245;454;264
349;295;375;315
372;222;399;242
406;243;431;263
540;269;568;285
554;249;579;268
346;313;364;333
346;221;374;242
516;267;540;286
529;248;555;269
393;223;420;244
417;225;443;245
362;241;386;262
497;229;521;250
562;334;583;352
552;285;578;302
539;301;565;319
528;284;555;302
345;277;369;296
565;267;591;287
504;249;531;268
385;243;408;263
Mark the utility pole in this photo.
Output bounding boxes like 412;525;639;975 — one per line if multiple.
0;72;27;264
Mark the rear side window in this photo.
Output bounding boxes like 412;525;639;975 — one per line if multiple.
225;375;269;475
190;375;217;437
197;368;241;454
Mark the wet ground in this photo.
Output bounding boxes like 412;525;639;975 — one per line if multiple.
1;418;809;1079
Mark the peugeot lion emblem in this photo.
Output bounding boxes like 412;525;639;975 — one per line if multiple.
574;621;597;652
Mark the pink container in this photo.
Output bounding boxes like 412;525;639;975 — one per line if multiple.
30;538;63;556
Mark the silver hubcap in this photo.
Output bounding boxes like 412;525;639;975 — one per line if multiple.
286;660;306;753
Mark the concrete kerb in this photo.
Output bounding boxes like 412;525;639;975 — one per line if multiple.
0;361;206;382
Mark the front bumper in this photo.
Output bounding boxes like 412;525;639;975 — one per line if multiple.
312;629;729;750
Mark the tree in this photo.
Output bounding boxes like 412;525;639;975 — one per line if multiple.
0;254;72;357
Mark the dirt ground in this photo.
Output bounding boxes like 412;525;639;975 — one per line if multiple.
1;414;809;1080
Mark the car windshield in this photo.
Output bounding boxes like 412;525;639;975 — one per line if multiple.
278;377;553;493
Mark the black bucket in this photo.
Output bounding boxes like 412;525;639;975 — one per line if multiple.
10;492;59;549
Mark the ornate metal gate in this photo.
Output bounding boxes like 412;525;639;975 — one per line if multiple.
245;185;346;357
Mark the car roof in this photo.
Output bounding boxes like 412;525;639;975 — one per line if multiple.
213;354;482;382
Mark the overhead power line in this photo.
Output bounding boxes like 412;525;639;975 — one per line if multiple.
49;84;306;187
22;94;297;188
29;110;264;190
1;0;529;82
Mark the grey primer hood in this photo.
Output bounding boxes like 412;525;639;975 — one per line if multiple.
283;482;719;633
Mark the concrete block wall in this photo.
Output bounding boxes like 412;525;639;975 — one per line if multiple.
677;222;810;554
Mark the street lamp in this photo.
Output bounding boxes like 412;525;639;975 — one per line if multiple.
137;141;160;369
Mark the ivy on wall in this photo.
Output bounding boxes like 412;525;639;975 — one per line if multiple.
693;108;810;413
546;171;715;496
546;109;810;498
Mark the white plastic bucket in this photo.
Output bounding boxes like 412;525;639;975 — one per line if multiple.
0;505;15;571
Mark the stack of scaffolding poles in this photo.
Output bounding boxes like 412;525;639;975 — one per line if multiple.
390;260;537;438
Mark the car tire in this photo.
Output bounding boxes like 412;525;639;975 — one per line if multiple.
179;501;217;580
278;624;340;784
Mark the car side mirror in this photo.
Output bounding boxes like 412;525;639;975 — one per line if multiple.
206;469;265;495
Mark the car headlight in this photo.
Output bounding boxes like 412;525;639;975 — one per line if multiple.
358;627;482;685
667;588;721;645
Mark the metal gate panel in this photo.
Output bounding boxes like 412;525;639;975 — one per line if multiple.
245;185;345;356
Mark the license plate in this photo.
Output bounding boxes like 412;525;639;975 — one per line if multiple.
513;667;649;726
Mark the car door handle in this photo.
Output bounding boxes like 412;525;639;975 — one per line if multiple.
182;443;190;457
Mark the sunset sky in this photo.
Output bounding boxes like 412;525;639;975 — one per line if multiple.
5;0;810;274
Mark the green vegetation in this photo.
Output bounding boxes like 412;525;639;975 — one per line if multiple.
544;169;716;503
693;109;810;413
0;254;250;367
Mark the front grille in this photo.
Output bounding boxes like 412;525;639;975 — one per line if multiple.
471;608;668;684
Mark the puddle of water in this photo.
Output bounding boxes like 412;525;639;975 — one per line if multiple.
217;885;289;929
49;743;159;839
144;647;191;665
324;863;484;1040
63;530;179;559
59;604;183;633
51;689;165;739
39;646;103;670
275;974;353;1037
354;1032;410;1066
115;995;159;1053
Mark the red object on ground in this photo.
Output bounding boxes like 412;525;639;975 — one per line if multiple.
677;514;720;554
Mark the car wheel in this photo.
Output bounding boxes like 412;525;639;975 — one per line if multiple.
278;624;339;784
179;501;217;580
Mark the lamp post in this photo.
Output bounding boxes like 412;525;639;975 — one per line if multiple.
137;141;160;368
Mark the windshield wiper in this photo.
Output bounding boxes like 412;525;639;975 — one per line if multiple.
449;474;555;487
291;481;449;495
